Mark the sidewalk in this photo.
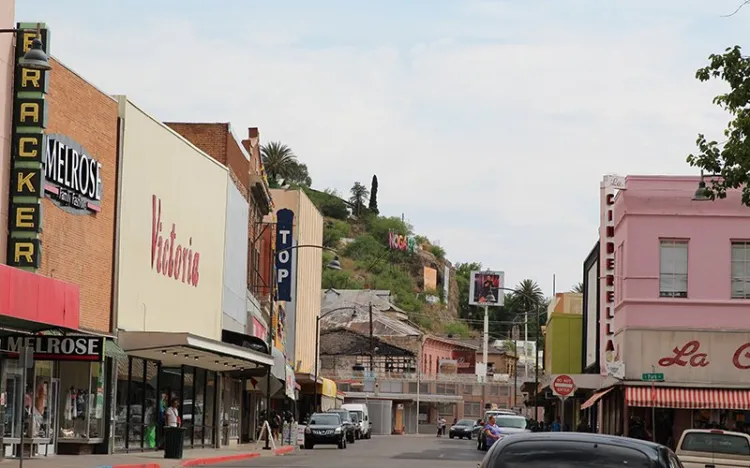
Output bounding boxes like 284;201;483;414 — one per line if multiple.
4;444;296;468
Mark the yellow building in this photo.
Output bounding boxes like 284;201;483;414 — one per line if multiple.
544;292;583;375
267;189;324;389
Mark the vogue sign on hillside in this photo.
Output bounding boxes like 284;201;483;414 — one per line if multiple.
151;195;201;286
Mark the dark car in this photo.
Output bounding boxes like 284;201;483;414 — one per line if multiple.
303;412;348;449
477;414;530;451
349;412;363;439
449;419;476;439
479;432;682;468
327;409;357;443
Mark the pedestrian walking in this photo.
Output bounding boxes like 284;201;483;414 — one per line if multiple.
436;417;446;437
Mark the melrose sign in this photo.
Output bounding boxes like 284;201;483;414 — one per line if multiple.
151;195;201;286
45;134;103;214
1;335;104;361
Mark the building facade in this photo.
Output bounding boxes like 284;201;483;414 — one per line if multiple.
0;1;13;263
268;188;323;406
0;19;124;458
112;98;273;452
583;175;750;447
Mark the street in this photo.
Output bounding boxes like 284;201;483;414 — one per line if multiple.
215;436;485;467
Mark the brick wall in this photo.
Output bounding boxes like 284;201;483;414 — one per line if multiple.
41;59;118;333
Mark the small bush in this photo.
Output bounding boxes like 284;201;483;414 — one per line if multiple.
443;321;471;338
303;187;349;220
343;234;386;261
365;216;413;246
430;244;446;260
323;220;352;248
322;269;363;289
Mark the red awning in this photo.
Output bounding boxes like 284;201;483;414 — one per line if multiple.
580;388;614;410
626;386;750;410
0;264;79;330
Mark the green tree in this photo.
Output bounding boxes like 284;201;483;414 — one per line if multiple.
454;262;482;320
511;279;547;344
261;142;298;185
286;162;312;186
368;174;379;214
686;45;750;205
350;182;370;216
571;282;584;293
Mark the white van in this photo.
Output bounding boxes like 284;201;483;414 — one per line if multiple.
341;403;371;439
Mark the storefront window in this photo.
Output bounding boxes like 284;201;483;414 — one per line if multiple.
4;359;21;438
144;361;158;449
58;361;104;440
31;361;54;440
114;357;128;449
205;372;216;445
193;368;205;444
128;358;145;448
183;367;194;445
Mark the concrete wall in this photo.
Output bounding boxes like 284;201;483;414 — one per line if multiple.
223;181;249;333
116;98;228;340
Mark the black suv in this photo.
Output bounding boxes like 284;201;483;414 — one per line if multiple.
327;409;357;443
304;412;348;449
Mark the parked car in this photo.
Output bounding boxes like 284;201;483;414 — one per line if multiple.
341;403;371;439
473;410;517;439
449;419;476;439
326;408;357;443
303;412;348;449
477;414;530;451
675;428;750;468
479;432;679;467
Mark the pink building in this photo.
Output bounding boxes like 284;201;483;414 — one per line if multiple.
582;175;750;445
0;1;14;263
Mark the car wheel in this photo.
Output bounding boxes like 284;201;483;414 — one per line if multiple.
449;434;454;439
467;433;472;440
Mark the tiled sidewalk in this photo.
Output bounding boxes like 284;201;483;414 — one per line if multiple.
2;444;295;468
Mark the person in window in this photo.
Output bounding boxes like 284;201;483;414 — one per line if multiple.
165;399;180;428
484;415;501;448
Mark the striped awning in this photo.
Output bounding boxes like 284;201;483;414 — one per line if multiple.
626;386;750;409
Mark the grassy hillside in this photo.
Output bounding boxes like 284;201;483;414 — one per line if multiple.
303;187;471;336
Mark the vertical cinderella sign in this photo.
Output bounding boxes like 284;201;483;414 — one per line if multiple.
275;209;294;301
7;24;51;271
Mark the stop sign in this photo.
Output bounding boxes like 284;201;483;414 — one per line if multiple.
552;374;576;397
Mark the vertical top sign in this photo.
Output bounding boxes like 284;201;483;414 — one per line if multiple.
275;209;294;302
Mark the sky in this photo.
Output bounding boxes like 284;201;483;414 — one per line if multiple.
15;0;750;296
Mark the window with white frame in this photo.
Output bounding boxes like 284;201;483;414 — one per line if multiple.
659;240;688;298
731;241;750;298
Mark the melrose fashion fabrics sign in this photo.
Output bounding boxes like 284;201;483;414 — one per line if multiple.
116;98;228;340
621;330;750;385
1;335;104;361
45;134;103;213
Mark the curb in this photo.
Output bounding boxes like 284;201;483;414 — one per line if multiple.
96;465;161;468
180;453;261;467
273;445;295;455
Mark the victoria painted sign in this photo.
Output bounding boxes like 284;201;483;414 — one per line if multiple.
275;209;294;302
1;335;104;361
151;195;201;286
622;330;750;384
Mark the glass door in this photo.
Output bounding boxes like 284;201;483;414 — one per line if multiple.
44;378;59;454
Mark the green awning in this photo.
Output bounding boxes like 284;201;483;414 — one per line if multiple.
105;340;128;361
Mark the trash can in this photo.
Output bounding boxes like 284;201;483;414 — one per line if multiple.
164;426;186;459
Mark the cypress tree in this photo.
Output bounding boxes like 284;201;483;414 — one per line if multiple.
368;174;379;214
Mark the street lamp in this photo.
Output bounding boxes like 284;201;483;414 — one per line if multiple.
313;306;362;412
0;25;53;71
693;171;710;201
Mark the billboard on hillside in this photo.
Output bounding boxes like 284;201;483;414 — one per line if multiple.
468;271;505;306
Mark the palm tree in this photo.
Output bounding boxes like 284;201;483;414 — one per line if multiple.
261;141;298;185
511;279;547;343
349;182;369;216
571;282;584;293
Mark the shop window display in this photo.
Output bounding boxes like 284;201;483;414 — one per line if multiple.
3;360;56;440
58;362;105;440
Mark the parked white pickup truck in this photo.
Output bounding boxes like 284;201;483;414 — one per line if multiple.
675;428;750;468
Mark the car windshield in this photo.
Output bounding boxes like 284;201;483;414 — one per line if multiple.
681;432;750;456
350;413;360;423
495;416;527;429
351;410;364;420
310;414;340;425
457;419;474;426
330;411;351;422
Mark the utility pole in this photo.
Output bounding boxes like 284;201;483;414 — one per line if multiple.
482;304;489;383
369;302;374;371
524;312;529;381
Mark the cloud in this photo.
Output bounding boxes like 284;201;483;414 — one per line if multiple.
17;0;750;294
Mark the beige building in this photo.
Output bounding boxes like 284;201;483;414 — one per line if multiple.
0;1;14;263
267;189;324;383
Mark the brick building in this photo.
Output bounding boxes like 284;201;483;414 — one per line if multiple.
1;24;120;457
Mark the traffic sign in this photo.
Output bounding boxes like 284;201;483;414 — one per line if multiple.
552;374;576;397
642;373;664;382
